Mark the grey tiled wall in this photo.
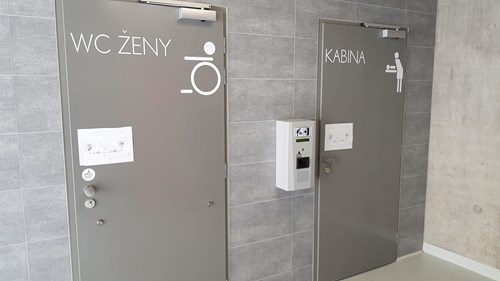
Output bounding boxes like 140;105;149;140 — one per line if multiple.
0;0;436;281
0;1;70;281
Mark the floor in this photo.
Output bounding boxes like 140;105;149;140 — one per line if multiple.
343;253;494;281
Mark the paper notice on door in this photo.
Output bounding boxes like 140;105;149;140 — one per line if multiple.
77;127;134;166
324;123;353;151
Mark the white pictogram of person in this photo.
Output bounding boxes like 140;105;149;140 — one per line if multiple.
181;42;221;96
385;52;404;93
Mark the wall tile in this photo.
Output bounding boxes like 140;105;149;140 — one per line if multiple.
14;76;62;132
401;144;429;177
406;11;436;47
27;237;71;281
228;121;275;165
0;16;11;75
294;39;317;80
0;244;29;281
293;266;312;281
260;272;291;281
23;185;68;242
295;0;356;38
407;0;437;14
294;80;316;119
8;0;55;18
399;204;425;238
0;100;16;134
230;198;292;248
0;77;16;134
9;17;58;75
229;162;291;207
229;236;291;281
356;0;406;9
406;46;434;80
404;80;432;113
356;4;406;26
225;0;295;36
402;113;431;145
228;33;294;79
292;187;314;196
228;79;294;122
0;0;8;14
400;175;427;209
18;132;65;188
397;233;423;257
292;231;313;269
0;191;25;246
292;194;314;232
0;135;20;191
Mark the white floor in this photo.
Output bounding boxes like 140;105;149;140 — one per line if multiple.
342;253;494;281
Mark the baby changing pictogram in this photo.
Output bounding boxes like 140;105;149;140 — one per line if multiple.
385;52;404;93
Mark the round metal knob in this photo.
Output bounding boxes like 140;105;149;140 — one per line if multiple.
84;185;96;197
206;201;214;207
96;219;104;225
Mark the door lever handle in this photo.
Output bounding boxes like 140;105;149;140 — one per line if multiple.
84;185;96;197
322;157;336;174
322;157;336;165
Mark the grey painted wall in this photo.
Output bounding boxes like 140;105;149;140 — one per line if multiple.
425;0;500;269
0;1;436;281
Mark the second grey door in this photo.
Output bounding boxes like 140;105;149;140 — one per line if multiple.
317;21;407;281
57;1;226;281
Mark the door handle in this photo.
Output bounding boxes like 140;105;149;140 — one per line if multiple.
84;185;96;197
322;156;336;174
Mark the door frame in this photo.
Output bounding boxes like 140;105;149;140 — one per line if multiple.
314;18;409;281
54;2;229;280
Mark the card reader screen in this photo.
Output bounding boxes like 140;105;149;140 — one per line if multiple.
296;157;310;169
296;138;310;143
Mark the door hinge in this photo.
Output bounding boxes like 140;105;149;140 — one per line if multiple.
224;163;228;179
396;233;399;244
223;38;226;54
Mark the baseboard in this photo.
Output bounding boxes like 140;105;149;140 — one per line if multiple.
397;250;423;261
423;242;500;280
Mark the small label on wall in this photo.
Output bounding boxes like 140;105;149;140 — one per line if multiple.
77;126;134;166
324;123;353;151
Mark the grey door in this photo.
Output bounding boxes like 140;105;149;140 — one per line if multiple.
317;20;407;281
56;1;226;281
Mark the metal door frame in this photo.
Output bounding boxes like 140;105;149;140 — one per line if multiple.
314;19;409;281
54;2;229;280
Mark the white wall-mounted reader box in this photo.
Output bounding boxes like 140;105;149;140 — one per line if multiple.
276;120;316;191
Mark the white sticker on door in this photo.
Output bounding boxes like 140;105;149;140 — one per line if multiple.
81;168;96;181
324;123;353;151
180;41;221;96
385;52;404;93
77;126;134;166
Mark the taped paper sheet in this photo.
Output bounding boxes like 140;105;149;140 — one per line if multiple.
77;127;134;166
324;123;353;151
